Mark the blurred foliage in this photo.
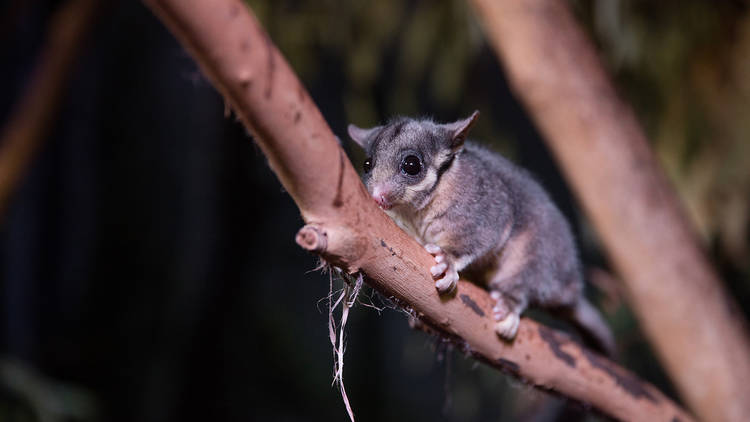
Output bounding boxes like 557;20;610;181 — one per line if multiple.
243;0;520;170
0;358;97;422
246;0;483;122
577;0;750;280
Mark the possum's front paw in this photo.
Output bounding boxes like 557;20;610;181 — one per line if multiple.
425;243;458;294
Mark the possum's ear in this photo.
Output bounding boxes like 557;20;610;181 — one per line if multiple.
347;124;382;149
443;110;479;151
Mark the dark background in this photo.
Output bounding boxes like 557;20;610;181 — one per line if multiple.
1;1;748;421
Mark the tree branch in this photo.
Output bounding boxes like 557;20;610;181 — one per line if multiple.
467;1;750;421
142;0;694;420
0;0;99;219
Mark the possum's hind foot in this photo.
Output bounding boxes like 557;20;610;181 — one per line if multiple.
490;290;521;340
495;313;520;339
425;243;458;294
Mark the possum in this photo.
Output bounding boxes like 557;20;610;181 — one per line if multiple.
348;111;615;355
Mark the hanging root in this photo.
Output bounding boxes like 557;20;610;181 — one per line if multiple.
311;259;400;422
318;261;364;422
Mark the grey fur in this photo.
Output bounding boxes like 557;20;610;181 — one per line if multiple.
349;112;615;355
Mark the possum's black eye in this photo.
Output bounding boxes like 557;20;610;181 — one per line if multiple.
401;155;421;175
363;158;372;173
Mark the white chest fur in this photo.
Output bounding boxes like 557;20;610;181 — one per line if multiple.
385;208;426;245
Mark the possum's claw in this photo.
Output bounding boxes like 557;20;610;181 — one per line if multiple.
425;243;458;293
495;313;520;340
425;243;441;255
430;262;447;277
435;268;458;293
492;292;521;340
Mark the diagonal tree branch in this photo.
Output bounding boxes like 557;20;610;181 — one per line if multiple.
467;1;750;421
142;0;694;420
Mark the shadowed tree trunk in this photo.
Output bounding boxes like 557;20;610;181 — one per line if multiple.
0;0;99;218
468;1;750;421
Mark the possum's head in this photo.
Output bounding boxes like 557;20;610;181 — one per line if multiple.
348;111;479;211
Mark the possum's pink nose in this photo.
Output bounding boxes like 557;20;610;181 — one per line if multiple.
371;186;393;210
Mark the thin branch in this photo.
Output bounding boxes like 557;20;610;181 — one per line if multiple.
0;0;99;219
467;1;750;421
142;0;694;420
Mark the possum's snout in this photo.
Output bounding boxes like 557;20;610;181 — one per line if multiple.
371;184;394;210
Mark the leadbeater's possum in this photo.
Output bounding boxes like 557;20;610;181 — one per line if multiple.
348;111;615;355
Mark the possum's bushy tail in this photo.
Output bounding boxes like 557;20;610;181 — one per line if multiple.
570;299;616;357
